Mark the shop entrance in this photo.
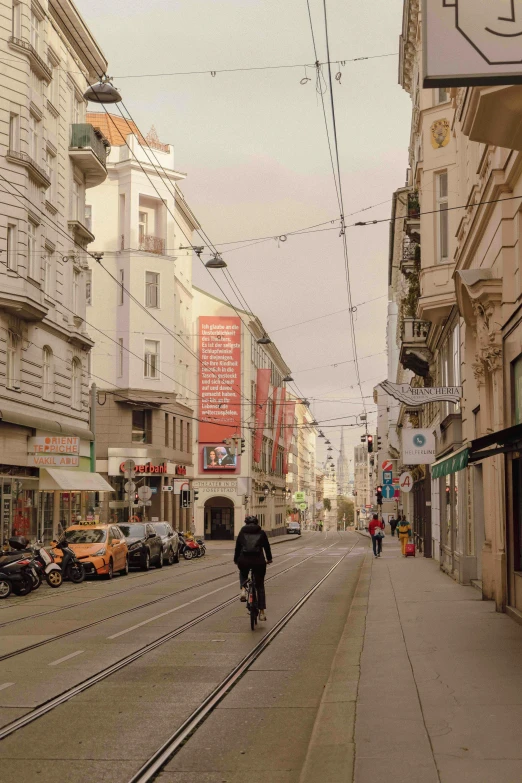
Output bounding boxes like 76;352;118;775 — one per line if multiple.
204;497;234;540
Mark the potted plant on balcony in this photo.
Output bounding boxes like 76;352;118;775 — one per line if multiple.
408;191;420;218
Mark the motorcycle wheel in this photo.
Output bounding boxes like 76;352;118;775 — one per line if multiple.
183;549;193;560
196;548;202;558
0;579;12;599
69;563;85;584
46;570;62;588
13;575;32;596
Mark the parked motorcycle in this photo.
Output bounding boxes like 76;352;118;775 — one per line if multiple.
0;545;34;597
51;539;85;583
178;533;200;560
195;537;206;557
3;536;40;593
32;541;63;588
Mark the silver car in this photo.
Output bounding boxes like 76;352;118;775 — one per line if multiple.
287;522;301;535
150;522;180;565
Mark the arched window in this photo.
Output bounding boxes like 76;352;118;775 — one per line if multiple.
71;357;81;409
42;346;53;401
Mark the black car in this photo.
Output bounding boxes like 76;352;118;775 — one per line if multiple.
119;522;163;570
150;522;180;565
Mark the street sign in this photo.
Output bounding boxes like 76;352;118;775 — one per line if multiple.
383;471;393;485
365;504;372;509
138;485;153;501
392;477;400;485
294;491;306;503
124;481;136;494
382;485;395;500
381;460;393;473
138;500;152;507
299;503;308;511
162;486;173;492
123;459;135;474
399;472;414;493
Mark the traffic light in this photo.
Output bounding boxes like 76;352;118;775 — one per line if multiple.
180;490;191;508
240;438;246;454
367;435;374;453
377;436;382;449
193;489;199;502
134;492;139;503
376;486;382;505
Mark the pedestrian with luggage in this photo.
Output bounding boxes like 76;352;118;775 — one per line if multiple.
389;516;398;537
368;513;385;558
398;515;412;556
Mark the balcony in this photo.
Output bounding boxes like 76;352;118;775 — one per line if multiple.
400;318;432;377
69;124;109;188
0;276;48;321
462;86;522;152
417;263;456;325
6;149;51;190
401;237;420;276
8;36;52;82
68;220;95;244
405;191;420;240
138;235;165;255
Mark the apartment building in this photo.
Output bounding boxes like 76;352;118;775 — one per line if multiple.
0;0;112;542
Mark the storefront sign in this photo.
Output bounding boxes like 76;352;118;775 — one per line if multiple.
175;465;187;476
402;429;436;465
108;457;169;476
423;0;522;87
380;381;462;407
199;316;242;443
399;471;413;492
191;479;237;495
29;436;79;454
119;461;167;474
29;454;79;467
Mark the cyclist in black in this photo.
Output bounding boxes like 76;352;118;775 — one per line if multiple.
234;515;272;621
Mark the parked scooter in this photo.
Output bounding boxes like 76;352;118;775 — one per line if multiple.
0;539;35;597
195;537;206;557
178;533;200;560
51;538;85;583
31;541;62;588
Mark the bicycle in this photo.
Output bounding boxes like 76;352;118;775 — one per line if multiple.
244;571;259;630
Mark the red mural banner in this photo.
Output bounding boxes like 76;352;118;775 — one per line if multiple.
271;387;286;472
253;368;271;463
282;399;296;474
199;316;242;443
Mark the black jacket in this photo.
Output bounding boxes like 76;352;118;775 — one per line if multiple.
234;522;272;565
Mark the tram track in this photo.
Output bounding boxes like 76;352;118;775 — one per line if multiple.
0;533;319;630
0;535;351;741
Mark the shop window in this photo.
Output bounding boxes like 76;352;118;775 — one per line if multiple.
132;409;151;444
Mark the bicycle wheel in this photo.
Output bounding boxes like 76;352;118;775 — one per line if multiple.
250;604;257;630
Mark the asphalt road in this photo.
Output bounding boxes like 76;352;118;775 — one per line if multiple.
0;531;370;782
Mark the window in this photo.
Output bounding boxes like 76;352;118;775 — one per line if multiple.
180;420;184;452
7;223;17;270
165;414;169;447
119;194;126;249
173;417;177;449
42;346;53;401
46;150;56;202
8;113;19;152
145;271;159;308
434;87;448;105
27;219;38;280
43;250;53;296
72;268;81;313
85;269;92;306
132;409;151;443
138;211;148;245
12;1;20;37
29;114;39;162
187;421;191;451
48;63;59;107
436;171;449;262
118;269;124;305
144;340;159;378
70;178;81;221
6;330;20;389
84;205;92;233
118;338;123;377
71;357;81;408
71;92;80;124
30;11;40;52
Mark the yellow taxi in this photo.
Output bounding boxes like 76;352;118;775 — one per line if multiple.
59;524;129;579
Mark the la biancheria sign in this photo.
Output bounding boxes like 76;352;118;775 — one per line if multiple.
379;381;462;407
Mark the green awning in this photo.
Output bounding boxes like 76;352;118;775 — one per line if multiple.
431;448;469;479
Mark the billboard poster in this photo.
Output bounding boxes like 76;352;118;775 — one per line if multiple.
253;368;271;462
422;0;522;87
202;445;237;470
282;399;296;474
402;429;436;465
199;316;242;444
271;387;285;472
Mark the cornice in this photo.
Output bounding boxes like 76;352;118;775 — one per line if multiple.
399;0;420;95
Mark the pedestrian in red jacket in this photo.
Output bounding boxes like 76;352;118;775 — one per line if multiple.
368;514;385;558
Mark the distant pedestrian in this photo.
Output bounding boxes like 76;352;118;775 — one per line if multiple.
398;515;412;556
389;516;398;537
368;513;385;558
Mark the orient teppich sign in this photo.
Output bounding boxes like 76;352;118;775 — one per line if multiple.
422;0;522;87
379;381;462;407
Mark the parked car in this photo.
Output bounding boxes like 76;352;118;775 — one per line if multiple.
149;522;180;565
62;524;129;579
119;522;163;570
287;521;301;535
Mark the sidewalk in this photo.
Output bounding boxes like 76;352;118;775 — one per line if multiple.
307;530;522;783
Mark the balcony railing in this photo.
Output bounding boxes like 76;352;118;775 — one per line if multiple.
8;36;52;81
6;149;51;189
401;237;420;275
139;235;165;255
400;317;432;377
70;124;108;167
401;317;430;343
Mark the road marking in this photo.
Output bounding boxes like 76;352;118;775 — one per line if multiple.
0;682;14;691
48;650;84;666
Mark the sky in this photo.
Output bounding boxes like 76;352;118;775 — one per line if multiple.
76;0;412;473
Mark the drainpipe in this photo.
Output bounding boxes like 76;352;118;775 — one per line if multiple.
90;382;96;473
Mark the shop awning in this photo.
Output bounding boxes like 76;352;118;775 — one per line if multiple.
0;408;94;440
469;423;522;463
39;469;114;492
431;446;469;479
